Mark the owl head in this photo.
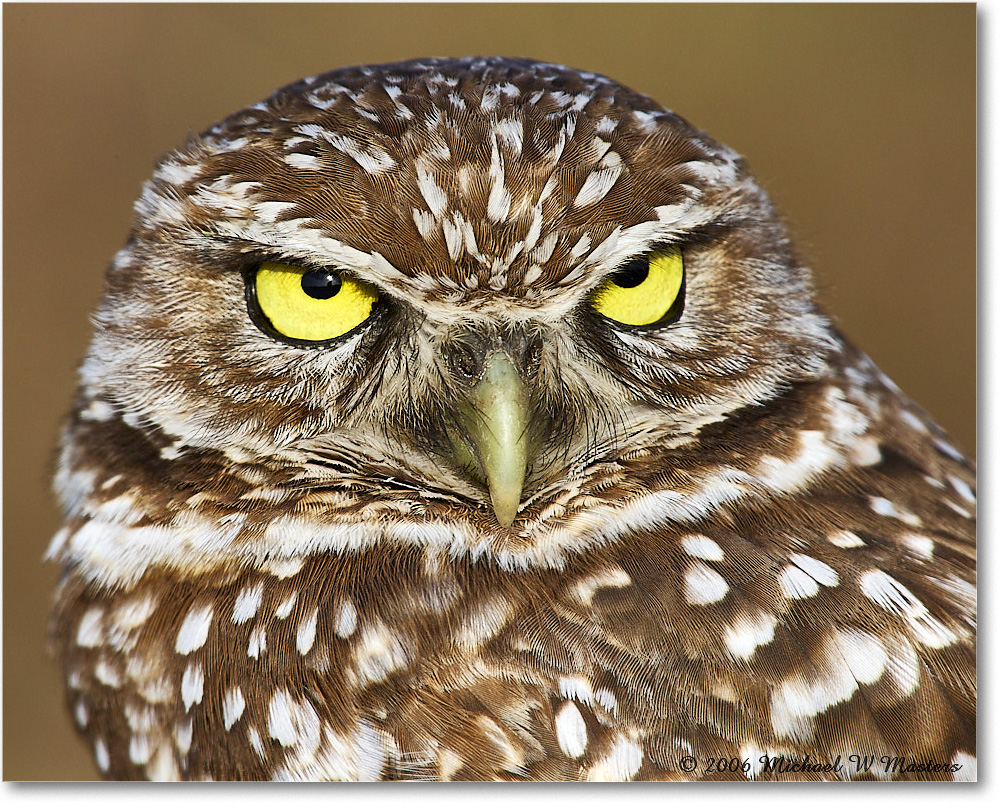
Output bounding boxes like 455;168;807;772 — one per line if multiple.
60;57;836;582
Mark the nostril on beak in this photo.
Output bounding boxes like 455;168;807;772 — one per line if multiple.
446;327;541;384
449;342;484;381
499;329;542;380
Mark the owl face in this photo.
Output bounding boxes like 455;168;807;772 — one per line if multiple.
68;58;832;579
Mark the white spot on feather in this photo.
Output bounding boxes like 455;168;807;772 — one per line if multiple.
859;570;919;614
684;562;729;605
91;493;144;525
416;163;448;217
494;117;524;154
486;139;512;223
264;556;304;578
454;597;512;649
254;200;297;223
832;629;887;685
571;565;631;604
100;474;122;490
828;530;865;548
568;234;591;264
681;534;724;561
94;738;110;772
45;526;72;561
223;686;246;730
155;159;203;185
287;721;387;781
632;110;659;132
850;436;882;467
113;594;158;631
352;622;411;685
441;214;464;261
655;202;692;226
587;734;643;781
181;661;204;710
789;553;839;587
232;583;263;624
555;701;588;757
948;476;975;503
335;599;358;638
284;152;321;170
899;409;928;432
147;745;180;781
869;496;922;527
75;699;88;728
95;658;121;687
559;675;594;704
944;500;973;518
267;690;322;763
175;602;213;655
531;232;558;265
175;717;193;755
779;566;820;599
129;733;152;765
247;727;265;760
438;749;464;780
770;675;846;742
76;607;104;648
859;569;959;648
928;574;976;620
952;751;976;781
884;634;921;695
522;264;544;286
771;631;866;741
724;612;777;660
740;742;767;779
68;669;83;690
412;208;437;239
595;688;618;713
267;689;299;745
124;702;156;733
574;150;623;208
296;608;319;655
757;430;835;492
934;438;964;462
595;116;618;135
248;626;267;658
902;534;935;560
909;611;961;648
297;124;395;174
275;592;298;619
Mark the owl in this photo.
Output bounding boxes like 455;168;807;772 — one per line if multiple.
48;57;975;781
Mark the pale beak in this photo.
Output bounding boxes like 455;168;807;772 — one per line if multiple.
455;351;531;527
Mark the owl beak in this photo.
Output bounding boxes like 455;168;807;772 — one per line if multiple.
456;351;531;527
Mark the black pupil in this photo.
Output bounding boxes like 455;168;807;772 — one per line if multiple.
612;260;648;288
301;269;342;300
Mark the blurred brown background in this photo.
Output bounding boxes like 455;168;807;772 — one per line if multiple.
3;3;975;780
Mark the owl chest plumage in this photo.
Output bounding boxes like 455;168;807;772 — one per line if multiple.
51;354;975;781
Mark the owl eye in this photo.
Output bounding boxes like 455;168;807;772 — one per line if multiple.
250;262;379;343
591;245;684;327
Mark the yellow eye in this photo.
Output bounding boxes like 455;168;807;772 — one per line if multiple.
591;246;684;327
251;261;379;342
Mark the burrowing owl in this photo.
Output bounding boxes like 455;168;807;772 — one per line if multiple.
48;57;975;781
